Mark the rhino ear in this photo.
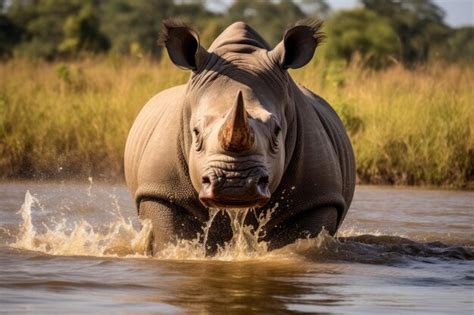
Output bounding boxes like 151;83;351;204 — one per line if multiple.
271;19;325;69
159;19;208;71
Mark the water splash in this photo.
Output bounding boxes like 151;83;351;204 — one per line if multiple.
10;191;153;257
220;205;275;258
13;191;37;250
9;191;280;261
87;177;93;197
9;191;473;262
201;208;221;253
155;205;278;261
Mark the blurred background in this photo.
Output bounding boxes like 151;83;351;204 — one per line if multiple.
1;0;473;64
0;0;472;188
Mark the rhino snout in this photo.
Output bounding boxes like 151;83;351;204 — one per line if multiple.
199;167;270;209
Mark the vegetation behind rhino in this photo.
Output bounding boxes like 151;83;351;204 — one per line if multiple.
124;19;355;254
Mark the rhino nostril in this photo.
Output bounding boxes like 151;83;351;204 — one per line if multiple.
202;176;211;184
258;176;269;185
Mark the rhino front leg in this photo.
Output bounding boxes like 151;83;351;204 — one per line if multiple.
265;207;338;250
138;200;202;254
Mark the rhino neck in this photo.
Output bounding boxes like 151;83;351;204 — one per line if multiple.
281;79;299;174
179;99;193;165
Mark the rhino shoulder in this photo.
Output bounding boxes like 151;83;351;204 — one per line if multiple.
124;85;187;200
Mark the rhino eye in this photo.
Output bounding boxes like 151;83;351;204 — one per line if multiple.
192;127;203;151
274;126;281;137
270;124;281;153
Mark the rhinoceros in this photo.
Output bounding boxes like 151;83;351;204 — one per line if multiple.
124;19;355;254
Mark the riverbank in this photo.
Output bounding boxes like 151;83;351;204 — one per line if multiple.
0;57;472;188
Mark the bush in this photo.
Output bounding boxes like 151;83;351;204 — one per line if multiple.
323;9;401;68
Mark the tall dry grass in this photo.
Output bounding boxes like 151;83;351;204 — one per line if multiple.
0;57;472;187
0;56;186;179
293;60;473;187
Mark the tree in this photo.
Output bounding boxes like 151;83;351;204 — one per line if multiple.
431;27;474;63
99;0;170;56
225;0;307;47
324;8;400;68
100;0;214;57
0;4;23;57
7;0;108;59
360;0;449;65
59;4;109;56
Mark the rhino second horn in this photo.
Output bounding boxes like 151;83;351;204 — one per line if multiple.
218;91;255;152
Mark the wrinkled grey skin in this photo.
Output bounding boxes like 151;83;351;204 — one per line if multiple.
124;20;355;254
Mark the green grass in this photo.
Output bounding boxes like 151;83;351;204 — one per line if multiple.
0;57;472;188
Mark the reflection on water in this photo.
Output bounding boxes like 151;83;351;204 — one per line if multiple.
134;260;342;314
0;182;473;314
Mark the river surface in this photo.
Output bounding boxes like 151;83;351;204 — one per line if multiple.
0;181;472;314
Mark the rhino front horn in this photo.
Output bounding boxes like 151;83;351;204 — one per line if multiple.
218;91;255;152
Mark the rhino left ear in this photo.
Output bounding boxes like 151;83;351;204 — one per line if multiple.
159;19;209;71
270;19;325;69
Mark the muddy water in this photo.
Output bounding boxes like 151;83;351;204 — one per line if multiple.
0;182;472;314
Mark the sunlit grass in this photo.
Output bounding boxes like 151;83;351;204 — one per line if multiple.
293;60;473;187
0;57;472;187
0;56;186;179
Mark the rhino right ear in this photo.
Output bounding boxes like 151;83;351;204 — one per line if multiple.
270;19;325;69
158;19;209;71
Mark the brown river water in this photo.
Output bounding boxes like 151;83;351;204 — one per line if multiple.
0;181;472;314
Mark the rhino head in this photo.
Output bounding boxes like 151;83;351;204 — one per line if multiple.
160;19;323;209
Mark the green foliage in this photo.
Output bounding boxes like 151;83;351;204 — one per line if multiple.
431;27;474;63
58;4;109;56
0;12;23;57
99;0;172;56
323;9;400;68
1;0;472;65
361;0;450;65
99;0;214;56
225;0;306;46
7;0;82;58
7;0;108;58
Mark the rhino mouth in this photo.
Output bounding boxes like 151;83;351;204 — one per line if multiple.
199;166;271;209
201;197;269;209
